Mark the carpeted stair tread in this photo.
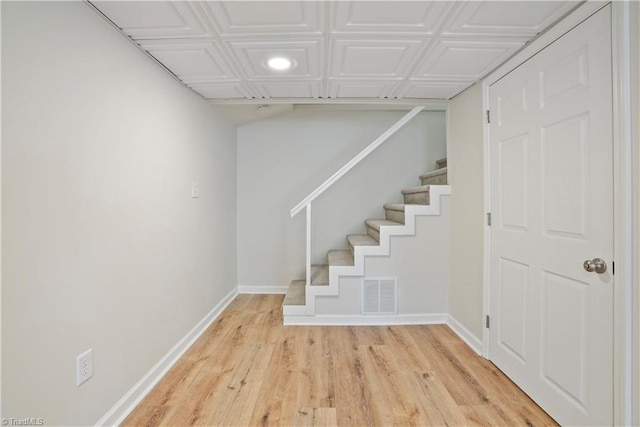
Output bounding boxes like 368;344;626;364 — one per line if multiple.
436;157;447;168
347;234;378;246
383;203;405;212
420;167;448;185
419;167;447;181
311;264;329;286
364;219;403;231
346;234;379;256
328;250;354;266
283;280;305;306
383;203;406;224
401;185;431;195
401;185;431;205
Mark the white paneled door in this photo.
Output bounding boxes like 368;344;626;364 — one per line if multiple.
488;6;613;426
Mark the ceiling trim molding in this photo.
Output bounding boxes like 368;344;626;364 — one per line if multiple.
207;98;448;109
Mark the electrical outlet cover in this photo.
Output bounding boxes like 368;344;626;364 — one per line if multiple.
76;348;93;386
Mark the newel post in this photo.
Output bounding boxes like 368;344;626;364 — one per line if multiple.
305;203;311;287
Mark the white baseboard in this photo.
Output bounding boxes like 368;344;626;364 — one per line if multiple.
284;313;447;326
447;314;483;356
238;285;288;294
95;287;238;426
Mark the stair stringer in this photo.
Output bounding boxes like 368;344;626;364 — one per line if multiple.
284;185;451;321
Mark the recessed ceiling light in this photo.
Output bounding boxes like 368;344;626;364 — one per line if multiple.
267;57;292;71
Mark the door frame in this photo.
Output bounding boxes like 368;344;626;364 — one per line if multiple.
480;2;638;425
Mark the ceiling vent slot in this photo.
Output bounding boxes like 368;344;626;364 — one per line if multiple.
362;278;397;315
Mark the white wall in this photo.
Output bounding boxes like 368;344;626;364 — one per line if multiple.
0;2;4;418
1;2;237;425
631;2;640;423
237;108;446;289
447;83;485;340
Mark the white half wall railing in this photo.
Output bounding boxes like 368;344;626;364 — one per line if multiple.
290;105;425;287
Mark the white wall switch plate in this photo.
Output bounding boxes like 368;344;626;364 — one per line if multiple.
191;182;200;198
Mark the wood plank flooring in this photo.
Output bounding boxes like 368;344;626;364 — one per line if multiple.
122;295;558;426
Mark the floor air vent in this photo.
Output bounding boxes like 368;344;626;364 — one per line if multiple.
362;278;397;315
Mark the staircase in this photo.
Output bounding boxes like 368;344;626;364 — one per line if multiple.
283;158;449;322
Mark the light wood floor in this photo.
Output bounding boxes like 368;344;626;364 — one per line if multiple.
122;295;557;426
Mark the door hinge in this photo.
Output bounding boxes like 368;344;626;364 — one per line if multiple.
486;315;490;329
486;110;491;123
612;261;615;275
487;212;492;226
